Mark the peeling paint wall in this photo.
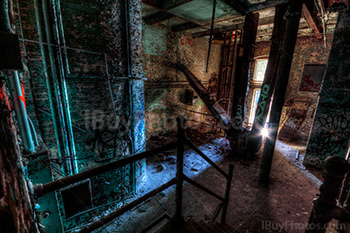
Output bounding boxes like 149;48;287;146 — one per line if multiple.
247;35;333;143
143;23;222;137
0;101;35;233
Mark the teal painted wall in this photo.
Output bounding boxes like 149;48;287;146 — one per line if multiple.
13;0;146;231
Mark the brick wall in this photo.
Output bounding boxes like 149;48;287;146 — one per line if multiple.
247;35;333;143
0;100;36;233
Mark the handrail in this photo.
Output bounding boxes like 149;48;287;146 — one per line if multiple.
34;141;178;197
183;175;225;201
78;178;178;233
177;117;234;225
184;136;230;179
33;116;233;232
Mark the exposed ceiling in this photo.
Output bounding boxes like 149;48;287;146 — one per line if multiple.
142;0;338;41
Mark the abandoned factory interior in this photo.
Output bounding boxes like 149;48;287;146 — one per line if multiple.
2;0;350;232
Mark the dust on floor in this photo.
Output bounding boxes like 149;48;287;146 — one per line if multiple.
94;131;325;233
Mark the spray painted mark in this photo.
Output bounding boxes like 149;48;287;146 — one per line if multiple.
233;104;243;129
180;38;194;47
20;84;27;109
255;84;270;122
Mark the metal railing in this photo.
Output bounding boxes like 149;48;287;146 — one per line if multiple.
33;116;234;232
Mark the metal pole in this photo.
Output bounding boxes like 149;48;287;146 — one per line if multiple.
41;0;75;175
0;0;13;33
51;0;78;174
175;116;185;222
259;0;303;184
33;0;63;159
206;0;217;73
1;0;35;152
221;164;234;224
34;141;178;197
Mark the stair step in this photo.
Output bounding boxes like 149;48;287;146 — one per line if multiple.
215;223;231;233
187;218;212;233
157;217;199;233
199;220;225;233
216;222;235;233
207;222;227;233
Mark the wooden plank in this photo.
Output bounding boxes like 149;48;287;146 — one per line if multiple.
302;4;323;39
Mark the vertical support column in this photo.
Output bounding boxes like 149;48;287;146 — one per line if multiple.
127;0;146;193
175;116;185;222
221;164;234;224
304;7;350;169
259;0;303;183
230;13;259;139
246;4;288;157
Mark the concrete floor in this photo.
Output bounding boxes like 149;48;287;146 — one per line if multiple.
93;131;331;233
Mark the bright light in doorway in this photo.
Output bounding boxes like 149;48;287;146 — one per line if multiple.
261;126;269;138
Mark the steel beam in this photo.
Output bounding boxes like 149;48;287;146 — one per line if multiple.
246;4;288;157
230;12;259;138
259;0;303;184
192;16;273;38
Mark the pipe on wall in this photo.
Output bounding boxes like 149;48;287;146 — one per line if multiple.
51;0;78;174
1;0;35;152
0;0;13;33
33;0;78;175
7;71;35;152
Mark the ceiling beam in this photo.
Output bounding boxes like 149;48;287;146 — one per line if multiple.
246;0;289;13
192;16;275;38
172;22;200;32
142;0;207;31
221;0;248;15
143;11;174;25
142;0;194;10
161;0;194;10
301;4;323;39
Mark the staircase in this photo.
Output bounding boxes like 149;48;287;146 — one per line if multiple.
157;217;234;233
171;63;231;131
34;117;234;233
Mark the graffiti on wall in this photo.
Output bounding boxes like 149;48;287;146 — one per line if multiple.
255;84;270;122
299;64;325;92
